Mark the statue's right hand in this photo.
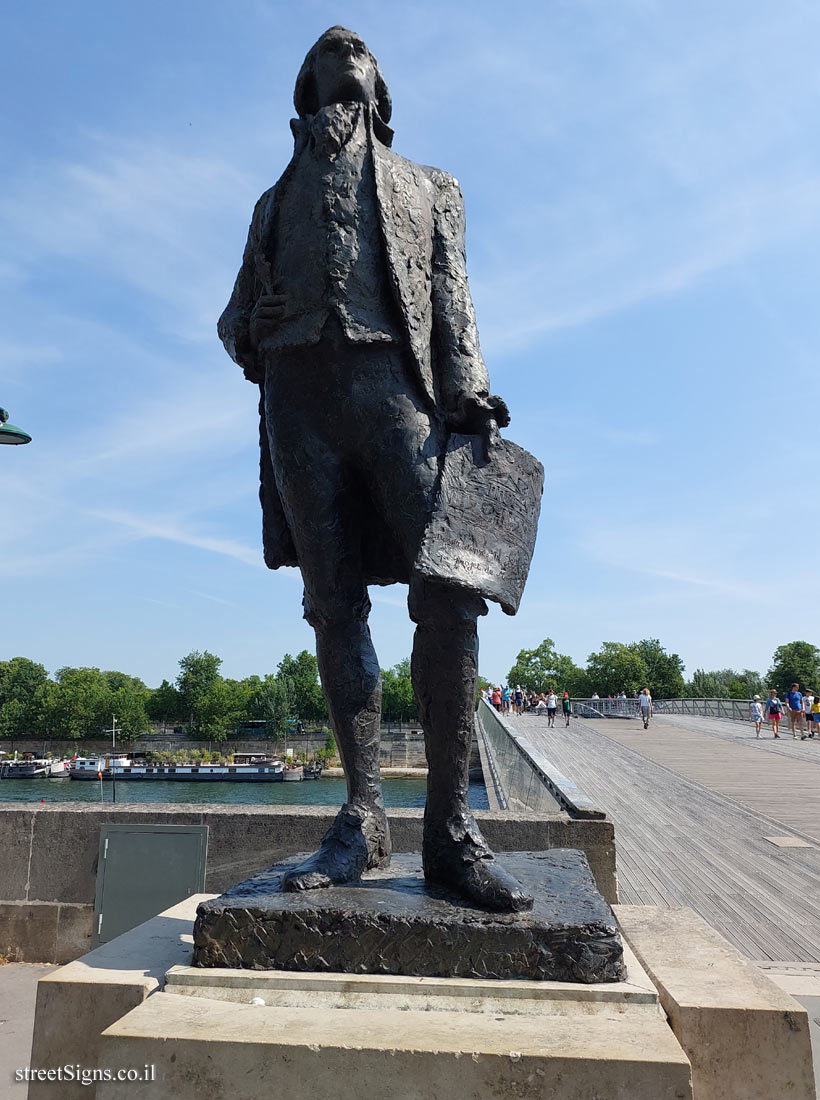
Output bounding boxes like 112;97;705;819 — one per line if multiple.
249;291;288;347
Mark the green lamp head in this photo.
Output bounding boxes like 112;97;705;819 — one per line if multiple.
0;407;32;445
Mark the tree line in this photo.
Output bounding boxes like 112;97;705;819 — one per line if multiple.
5;639;817;744
0;651;420;743
504;638;820;700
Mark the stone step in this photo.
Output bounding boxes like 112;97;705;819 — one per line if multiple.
98;989;693;1100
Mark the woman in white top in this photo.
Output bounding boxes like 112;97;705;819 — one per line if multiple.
638;688;653;729
749;695;764;738
546;690;557;727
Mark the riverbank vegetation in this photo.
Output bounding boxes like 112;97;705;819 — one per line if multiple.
504;637;819;700
0;650;415;743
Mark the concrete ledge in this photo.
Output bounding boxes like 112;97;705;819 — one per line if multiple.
615;905;817;1100
97;991;693;1100
27;894;213;1100
1;804;617;960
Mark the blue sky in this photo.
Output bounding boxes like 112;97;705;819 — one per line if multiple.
2;0;819;688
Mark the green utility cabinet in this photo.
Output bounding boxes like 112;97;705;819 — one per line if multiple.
92;824;208;946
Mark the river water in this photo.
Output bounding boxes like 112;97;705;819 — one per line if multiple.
0;776;489;810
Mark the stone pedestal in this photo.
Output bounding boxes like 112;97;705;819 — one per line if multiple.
26;896;817;1100
193;849;624;982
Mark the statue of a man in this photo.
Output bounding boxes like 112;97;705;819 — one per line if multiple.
219;26;534;910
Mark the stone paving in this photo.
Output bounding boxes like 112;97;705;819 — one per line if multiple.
0;963;56;1098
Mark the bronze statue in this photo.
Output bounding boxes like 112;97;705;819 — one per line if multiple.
219;26;542;911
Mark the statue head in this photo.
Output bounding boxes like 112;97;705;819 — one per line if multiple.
294;26;392;126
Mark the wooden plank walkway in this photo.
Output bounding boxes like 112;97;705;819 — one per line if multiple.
589;713;820;842
519;712;820;962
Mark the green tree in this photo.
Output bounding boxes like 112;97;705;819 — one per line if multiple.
220;677;256;735
277;651;327;722
585;642;647;697
767;642;820;694
50;667;112;740
553;655;590;697
267;676;294;740
31;679;60;738
507;639;586;694
193;679;240;742
0;699;25;739
381;658;417;722
684;669;735;698
630;639;684;699
147;679;183;729
0;657;49;738
176;651;224;736
105;673;151;741
586;639;684;698
727;670;764;699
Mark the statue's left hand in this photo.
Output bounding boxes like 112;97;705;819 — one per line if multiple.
446;394;510;435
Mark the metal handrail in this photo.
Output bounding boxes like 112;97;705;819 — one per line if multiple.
564;696;768;722
652;697;764;722
559;698;637;719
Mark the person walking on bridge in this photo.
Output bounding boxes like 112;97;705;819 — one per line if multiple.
546;690;557;727
750;695;764;738
638;688;653;729
766;689;783;737
513;685;524;715
562;691;572;727
801;689;814;740
786;684;804;738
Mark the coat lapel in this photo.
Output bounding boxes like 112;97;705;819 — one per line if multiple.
372;140;436;406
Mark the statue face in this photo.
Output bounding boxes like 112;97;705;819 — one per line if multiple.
314;29;378;109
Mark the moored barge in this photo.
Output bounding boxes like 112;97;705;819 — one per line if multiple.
69;752;286;782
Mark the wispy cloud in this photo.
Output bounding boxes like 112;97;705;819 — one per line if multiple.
88;509;265;569
576;520;775;604
186;589;240;608
475;167;820;354
0;132;256;343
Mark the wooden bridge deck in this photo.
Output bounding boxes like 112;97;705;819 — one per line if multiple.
520;712;820;962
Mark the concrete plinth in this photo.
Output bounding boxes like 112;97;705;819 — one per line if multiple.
29;894;817;1100
615;905;817;1100
97;990;693;1100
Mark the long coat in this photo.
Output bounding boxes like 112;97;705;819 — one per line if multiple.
218;116;491;583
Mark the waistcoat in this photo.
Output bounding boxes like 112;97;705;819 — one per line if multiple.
263;102;401;351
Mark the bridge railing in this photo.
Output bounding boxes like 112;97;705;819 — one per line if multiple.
571;697;757;721
570;698;636;719
652;697;757;721
556;697;760;722
476;700;604;818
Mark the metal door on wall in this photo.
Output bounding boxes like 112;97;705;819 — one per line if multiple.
92;824;208;947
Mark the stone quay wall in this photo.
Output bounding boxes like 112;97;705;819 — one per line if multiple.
0;804;617;963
